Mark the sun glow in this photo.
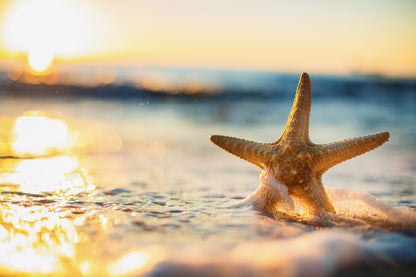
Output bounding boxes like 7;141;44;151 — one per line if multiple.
0;204;78;275
0;156;89;194
108;251;150;276
108;247;163;276
12;113;70;156
0;111;98;275
1;0;97;73
1;112;96;194
28;46;54;73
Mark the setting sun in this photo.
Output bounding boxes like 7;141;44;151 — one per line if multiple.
1;0;96;73
0;0;415;77
27;46;54;72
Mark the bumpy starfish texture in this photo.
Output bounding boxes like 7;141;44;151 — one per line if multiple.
210;73;389;215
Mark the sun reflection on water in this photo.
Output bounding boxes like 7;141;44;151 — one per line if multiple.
0;111;161;276
0;112;95;194
12;112;70;156
0;203;78;275
0;155;95;194
0;111;100;275
108;250;150;276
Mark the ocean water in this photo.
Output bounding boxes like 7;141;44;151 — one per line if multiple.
0;71;415;276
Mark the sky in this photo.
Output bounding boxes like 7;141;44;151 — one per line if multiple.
0;0;415;77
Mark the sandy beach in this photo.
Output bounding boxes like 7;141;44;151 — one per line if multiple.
0;72;415;276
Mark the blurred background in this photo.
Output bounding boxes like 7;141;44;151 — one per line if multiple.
0;0;415;84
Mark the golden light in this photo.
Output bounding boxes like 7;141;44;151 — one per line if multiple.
28;46;54;73
0;204;78;275
0;111;97;275
1;0;96;73
1;113;95;194
12;114;69;156
80;261;91;276
96;67;117;85
108;251;149;276
0;156;86;194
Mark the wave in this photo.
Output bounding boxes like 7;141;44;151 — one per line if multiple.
326;187;416;230
2;71;416;104
234;171;416;230
152;229;416;277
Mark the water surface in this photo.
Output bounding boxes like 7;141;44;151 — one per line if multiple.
0;72;415;276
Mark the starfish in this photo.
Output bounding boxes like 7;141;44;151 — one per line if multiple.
210;73;389;216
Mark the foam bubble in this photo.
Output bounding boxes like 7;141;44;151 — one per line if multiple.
327;187;416;229
241;173;416;230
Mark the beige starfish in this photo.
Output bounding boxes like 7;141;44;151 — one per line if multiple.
210;73;389;216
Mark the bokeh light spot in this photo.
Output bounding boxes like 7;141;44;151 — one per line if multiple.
12;114;69;156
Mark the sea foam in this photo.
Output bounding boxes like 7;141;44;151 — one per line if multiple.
240;170;416;230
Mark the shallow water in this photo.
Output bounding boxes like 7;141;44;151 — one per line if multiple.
0;74;416;276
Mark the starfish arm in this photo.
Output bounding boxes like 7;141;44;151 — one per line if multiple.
308;179;336;213
210;135;272;169
315;131;389;173
279;73;312;144
290;178;335;213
